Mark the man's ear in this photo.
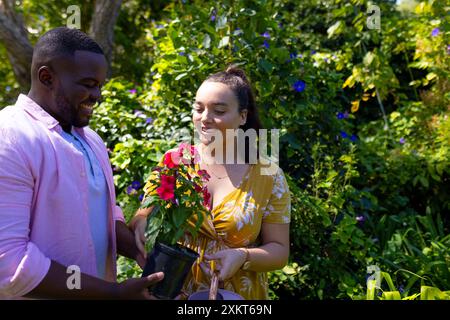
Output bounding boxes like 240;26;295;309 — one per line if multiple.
37;66;54;88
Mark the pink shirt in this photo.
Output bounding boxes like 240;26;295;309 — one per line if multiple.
0;94;125;298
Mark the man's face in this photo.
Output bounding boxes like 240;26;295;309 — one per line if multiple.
52;50;107;128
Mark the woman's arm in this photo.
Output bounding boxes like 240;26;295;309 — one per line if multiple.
243;222;290;272
204;223;290;280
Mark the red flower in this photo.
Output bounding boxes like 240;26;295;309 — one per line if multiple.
202;187;211;210
156;174;175;201
191;146;201;164
160;174;175;187
177;143;201;164
163;152;179;168
197;169;211;182
156;186;174;201
194;183;202;192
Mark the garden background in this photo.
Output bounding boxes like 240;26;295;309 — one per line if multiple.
0;0;448;299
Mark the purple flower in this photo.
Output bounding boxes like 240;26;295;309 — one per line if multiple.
278;23;283;29
210;10;216;21
398;285;405;294
311;50;316;55
179;51;186;56
286;52;298;63
134;110;144;117
263;40;270;49
350;134;358;142
155;24;164;29
262;31;270;39
431;28;440;37
146;117;153;124
292;80;306;92
340;131;348;139
128;89;137;94
356;215;365;222
337;112;344;120
399;137;405;144
447;45;450;54
343;111;349;119
324;58;329;63
139;194;144;202
131;181;141;189
126;186;135;195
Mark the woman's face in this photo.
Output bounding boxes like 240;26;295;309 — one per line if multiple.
193;81;247;146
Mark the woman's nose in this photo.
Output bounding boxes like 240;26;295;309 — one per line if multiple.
201;109;213;123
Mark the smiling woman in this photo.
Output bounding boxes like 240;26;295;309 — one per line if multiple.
130;66;291;300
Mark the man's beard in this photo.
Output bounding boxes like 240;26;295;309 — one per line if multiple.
54;88;85;128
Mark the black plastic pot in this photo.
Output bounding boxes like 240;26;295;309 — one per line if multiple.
142;242;199;299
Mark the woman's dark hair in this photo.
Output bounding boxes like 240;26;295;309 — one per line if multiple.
205;66;262;163
205;66;262;132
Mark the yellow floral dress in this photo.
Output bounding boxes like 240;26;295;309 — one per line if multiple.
143;152;291;300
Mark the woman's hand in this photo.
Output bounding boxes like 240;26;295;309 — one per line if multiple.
204;248;247;281
129;213;148;259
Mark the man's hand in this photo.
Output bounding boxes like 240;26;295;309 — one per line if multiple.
26;260;163;299
116;220;146;269
131;214;147;259
114;272;164;300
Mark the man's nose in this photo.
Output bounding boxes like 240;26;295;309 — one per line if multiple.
90;86;102;102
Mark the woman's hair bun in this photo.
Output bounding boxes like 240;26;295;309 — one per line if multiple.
225;65;249;83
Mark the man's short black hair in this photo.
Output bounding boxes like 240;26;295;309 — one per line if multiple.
31;27;104;75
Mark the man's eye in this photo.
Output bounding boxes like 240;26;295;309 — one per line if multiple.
82;82;97;89
215;110;225;115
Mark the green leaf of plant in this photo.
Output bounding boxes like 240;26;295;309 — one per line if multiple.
218;36;229;48
175;73;188;81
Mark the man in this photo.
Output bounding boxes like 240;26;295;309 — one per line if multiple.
0;27;162;299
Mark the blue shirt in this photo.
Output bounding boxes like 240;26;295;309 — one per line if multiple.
60;129;109;279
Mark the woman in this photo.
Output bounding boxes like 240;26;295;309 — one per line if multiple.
129;66;291;299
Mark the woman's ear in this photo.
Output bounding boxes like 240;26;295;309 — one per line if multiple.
37;66;54;88
240;109;248;126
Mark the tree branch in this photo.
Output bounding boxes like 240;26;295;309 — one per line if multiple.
89;0;122;73
0;0;32;89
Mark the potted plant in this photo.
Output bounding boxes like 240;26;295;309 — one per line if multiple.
140;143;211;299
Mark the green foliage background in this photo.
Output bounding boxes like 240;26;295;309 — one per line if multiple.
1;0;448;299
